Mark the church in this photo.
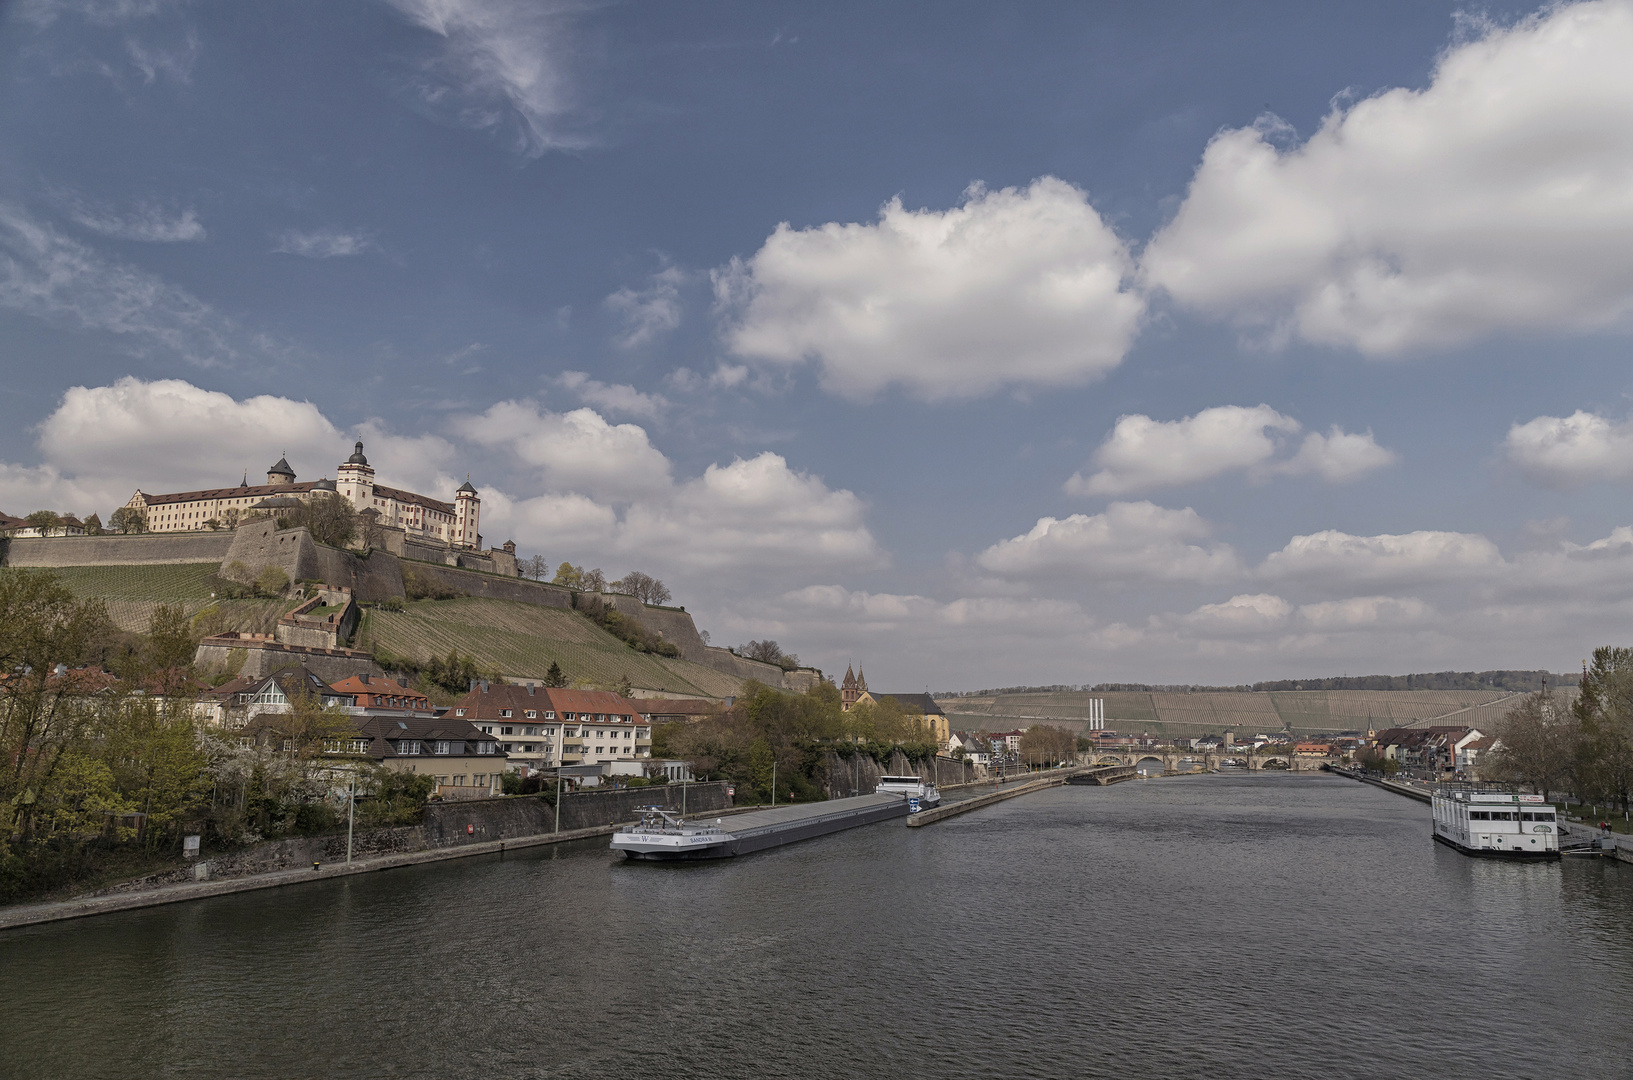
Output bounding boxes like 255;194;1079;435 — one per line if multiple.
841;664;951;749
123;441;482;549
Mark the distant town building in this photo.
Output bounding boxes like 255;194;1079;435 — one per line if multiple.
452;684;652;779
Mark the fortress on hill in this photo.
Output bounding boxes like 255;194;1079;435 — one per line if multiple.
123;442;482;551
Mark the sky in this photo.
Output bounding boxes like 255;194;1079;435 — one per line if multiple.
5;0;1633;690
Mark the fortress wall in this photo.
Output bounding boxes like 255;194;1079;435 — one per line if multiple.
309;544;403;603
405;561;573;608
2;532;236;567
699;645;791;686
194;638;385;681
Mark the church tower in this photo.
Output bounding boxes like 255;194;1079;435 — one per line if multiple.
841;664;859;712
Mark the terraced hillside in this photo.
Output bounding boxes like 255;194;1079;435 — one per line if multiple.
940;686;1563;737
41;563;296;634
359;597;740;697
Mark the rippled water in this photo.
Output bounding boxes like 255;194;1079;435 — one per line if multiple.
4;773;1631;1079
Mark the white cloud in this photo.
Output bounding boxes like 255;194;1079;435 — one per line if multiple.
617;454;882;574
557;371;668;420
1272;426;1397;482
0;204;258;366
63;198;205;242
1065;405;1393;495
1504;409;1633;487
383;0;585;157
1065;405;1298;496
716;177;1144;400
272;228;374;259
1142;0;1633;354
457;399;672;501
976;500;1243;583
0;377;349;515
605;266;685;348
1296;595;1432;630
1258;529;1505;587
1179;593;1293;631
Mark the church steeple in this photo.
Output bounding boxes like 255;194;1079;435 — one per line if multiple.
842;663;861;711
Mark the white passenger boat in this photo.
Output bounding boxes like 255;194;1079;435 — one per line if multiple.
611;794;911;861
875;775;940;810
1431;790;1560;860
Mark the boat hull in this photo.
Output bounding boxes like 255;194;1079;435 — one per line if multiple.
1433;831;1561;861
614;794;909;861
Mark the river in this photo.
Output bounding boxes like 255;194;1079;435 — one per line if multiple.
3;772;1630;1079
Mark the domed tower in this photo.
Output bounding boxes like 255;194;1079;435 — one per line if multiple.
454;477;480;549
266;455;296;487
337;441;375;511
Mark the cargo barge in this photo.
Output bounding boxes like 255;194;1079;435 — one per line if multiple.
610;793;909;860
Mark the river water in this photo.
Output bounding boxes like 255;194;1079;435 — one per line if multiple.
4;773;1631;1079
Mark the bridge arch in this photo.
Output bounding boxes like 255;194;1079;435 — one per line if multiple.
1259;756;1290;770
1134;756;1166;776
1093;755;1126;767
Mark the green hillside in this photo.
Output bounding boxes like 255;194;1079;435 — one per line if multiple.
359;597;737;697
43;563;295;634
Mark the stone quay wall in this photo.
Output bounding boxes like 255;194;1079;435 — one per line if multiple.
820;751;979;797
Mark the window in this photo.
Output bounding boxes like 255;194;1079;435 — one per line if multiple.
544;711;555;719
398;740;422;755
500;710;512;718
623;731;632;739
434;741;453;754
525;726;538;736
501;727;514;736
455;709;466;716
595;746;604;754
525;710;537;719
545;727;556;735
1470;811;1489;820
480;725;493;734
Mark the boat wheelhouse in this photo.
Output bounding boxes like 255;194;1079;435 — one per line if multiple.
1432;790;1560;860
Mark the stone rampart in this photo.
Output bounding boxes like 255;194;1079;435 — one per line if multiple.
820;751;977;797
403;560;573;608
309;545;403;603
551;781;730;830
1;532;236;567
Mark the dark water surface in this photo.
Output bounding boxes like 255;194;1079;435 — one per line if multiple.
4;773;1631;1079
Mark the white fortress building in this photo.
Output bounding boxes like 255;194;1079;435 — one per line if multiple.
124;441;482;550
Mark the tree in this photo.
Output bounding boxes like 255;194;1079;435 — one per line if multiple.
522;554;549;580
24;510;62;536
109;506;148;534
146;604;197;695
275;493;358;548
552;563;582;588
82;513;103;536
1574;647;1633;814
615;570;672;606
739;639;799;671
615;675;633;698
255;565;291;597
1019;724;1076;768
544;661;567;688
1488;688;1578;796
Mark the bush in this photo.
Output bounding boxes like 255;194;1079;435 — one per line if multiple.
255;566;290;596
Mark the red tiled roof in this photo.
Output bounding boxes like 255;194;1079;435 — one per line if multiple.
373;484;453;515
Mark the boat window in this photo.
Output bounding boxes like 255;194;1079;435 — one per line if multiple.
1521;812;1557;822
1470;811;1490;820
1487;811;1515;821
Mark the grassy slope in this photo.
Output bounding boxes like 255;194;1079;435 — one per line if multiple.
43;563;294;634
362;597;738;697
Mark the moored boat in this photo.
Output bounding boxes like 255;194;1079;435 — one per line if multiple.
876;775;940;810
1431;790;1560;860
611;793;911;861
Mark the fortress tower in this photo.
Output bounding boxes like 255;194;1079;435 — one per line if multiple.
337;441;375;507
454;477;480;550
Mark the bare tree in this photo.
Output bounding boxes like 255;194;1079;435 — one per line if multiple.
615;570;672;606
109;507;148;534
1488;689;1578;796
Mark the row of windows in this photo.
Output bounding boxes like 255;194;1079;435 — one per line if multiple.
1466;810;1556;822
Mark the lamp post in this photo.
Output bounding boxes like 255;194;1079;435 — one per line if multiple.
555;769;562;833
345;771;356;863
771;760;776;807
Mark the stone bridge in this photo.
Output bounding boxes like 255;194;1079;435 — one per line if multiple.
1081;750;1328;774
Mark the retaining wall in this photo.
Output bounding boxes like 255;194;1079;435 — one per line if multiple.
194;638;385;681
821;751;978;797
2;532;236;567
405;561;574;608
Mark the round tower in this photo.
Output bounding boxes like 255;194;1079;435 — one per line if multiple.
266;455;296;486
454;476;480;549
337;440;375;511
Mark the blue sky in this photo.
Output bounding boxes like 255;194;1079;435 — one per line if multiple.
5;0;1633;689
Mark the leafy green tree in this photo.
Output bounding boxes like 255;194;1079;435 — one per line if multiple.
553;562;583;588
109;506;148;534
255;565;291;596
1574;647;1633;813
24;510;62;536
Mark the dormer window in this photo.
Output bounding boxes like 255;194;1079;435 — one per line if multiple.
434;741;451;755
398;740;422;755
455;709;466;716
500;710;512;717
525;710;537;719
